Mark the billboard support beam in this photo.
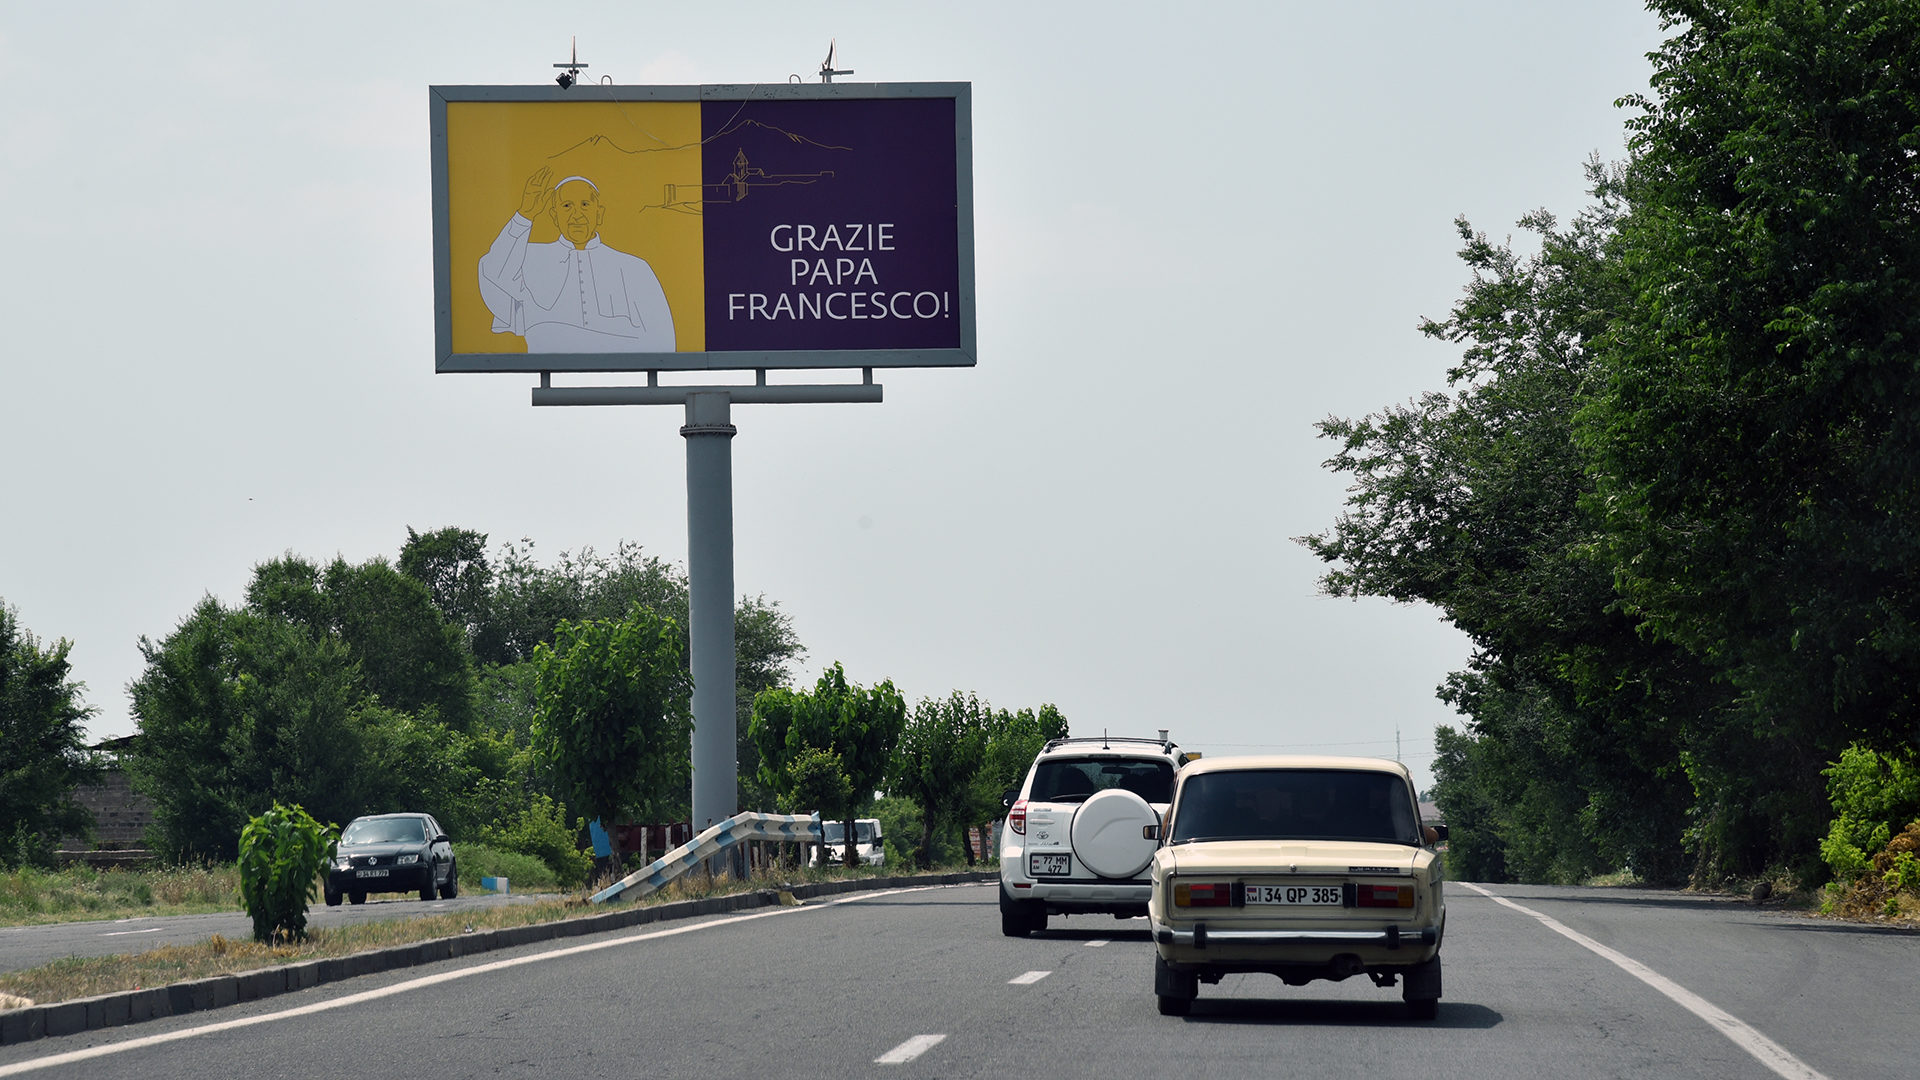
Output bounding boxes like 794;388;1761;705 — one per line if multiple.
682;391;738;845
532;383;883;407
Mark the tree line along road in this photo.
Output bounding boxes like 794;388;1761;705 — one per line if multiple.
0;881;1911;1079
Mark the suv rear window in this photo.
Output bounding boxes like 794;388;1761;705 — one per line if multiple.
1169;769;1419;845
1031;757;1175;803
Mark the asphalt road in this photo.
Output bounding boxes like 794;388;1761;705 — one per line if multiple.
0;891;548;973
1;880;1913;1079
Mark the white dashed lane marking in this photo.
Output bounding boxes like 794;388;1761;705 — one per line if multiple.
875;1034;946;1064
1009;970;1051;984
1084;939;1109;947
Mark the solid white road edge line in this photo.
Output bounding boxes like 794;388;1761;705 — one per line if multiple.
0;883;968;1078
1008;970;1051;985
874;1034;946;1064
1460;883;1830;1080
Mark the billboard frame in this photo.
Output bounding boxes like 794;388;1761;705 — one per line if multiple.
429;82;975;374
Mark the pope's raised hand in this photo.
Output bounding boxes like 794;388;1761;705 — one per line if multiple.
519;167;552;219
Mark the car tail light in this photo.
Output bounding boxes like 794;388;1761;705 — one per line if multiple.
1355;883;1414;909
1009;799;1027;836
1174;882;1233;908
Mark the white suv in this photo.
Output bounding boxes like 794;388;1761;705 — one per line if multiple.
999;734;1187;936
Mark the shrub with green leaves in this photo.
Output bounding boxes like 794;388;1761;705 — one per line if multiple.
1819;745;1920;884
456;843;559;890
237;804;337;942
1887;851;1920;895
478;794;593;887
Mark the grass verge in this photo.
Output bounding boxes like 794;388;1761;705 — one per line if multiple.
0;864;243;927
0;860;984;1008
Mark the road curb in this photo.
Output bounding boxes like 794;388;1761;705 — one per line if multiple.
0;871;994;1048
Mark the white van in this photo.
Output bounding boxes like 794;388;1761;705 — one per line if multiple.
813;818;885;867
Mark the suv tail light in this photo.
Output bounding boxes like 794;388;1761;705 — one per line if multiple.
1009;799;1027;835
1174;882;1234;908
1356;883;1414;909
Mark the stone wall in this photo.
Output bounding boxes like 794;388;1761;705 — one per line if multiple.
56;768;154;865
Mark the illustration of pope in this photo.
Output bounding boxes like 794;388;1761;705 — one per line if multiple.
477;166;676;352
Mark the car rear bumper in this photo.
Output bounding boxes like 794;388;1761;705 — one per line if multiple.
1154;924;1438;949
1006;876;1151;915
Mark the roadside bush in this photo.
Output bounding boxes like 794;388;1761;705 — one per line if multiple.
4;823;57;871
237;804;337;943
455;843;557;890
1822;821;1920;921
1818;744;1920;884
476;794;592;887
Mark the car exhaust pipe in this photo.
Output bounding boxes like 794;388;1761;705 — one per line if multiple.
1329;954;1365;981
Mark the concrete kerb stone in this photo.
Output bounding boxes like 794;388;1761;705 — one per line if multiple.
0;870;997;1049
83;991;132;1029
0;1006;44;1045
39;1001;85;1039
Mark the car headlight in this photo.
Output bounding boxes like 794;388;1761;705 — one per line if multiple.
397;854;420;865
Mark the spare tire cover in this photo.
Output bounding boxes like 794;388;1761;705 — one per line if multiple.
1070;789;1161;879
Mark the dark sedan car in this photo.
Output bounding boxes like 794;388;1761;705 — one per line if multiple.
325;813;458;905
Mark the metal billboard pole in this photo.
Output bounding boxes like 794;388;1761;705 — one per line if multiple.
681;391;737;836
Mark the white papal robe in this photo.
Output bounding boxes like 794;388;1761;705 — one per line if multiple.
477;213;676;352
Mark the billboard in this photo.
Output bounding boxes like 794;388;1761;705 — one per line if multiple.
429;83;974;373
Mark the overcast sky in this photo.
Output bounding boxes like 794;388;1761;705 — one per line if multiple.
0;2;1668;795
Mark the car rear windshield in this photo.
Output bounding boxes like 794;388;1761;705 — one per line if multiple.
1030;757;1175;803
343;818;426;844
1168;769;1420;845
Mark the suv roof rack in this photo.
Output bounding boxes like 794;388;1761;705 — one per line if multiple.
1041;734;1179;755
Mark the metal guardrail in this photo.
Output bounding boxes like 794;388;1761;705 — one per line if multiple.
589;812;825;905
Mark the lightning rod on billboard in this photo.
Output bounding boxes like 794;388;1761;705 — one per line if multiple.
553;37;587;89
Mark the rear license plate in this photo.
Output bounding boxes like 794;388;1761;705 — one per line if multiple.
1029;853;1070;877
356;869;390;879
1246;884;1340;905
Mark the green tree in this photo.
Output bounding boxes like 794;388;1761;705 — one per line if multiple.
749;663;906;866
468;538;804;813
127;598;252;860
0;601;103;866
1580;0;1920;877
890;692;991;869
531;607;692;871
976;704;1069;816
398;526;494;647
247;555;476;734
1303;192;1703;884
128;594;479;860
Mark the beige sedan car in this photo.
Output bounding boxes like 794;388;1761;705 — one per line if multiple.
1147;755;1446;1018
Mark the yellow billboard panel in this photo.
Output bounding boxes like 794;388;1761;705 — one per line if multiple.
444;101;706;354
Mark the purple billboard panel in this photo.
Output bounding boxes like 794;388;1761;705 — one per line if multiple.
700;98;961;353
